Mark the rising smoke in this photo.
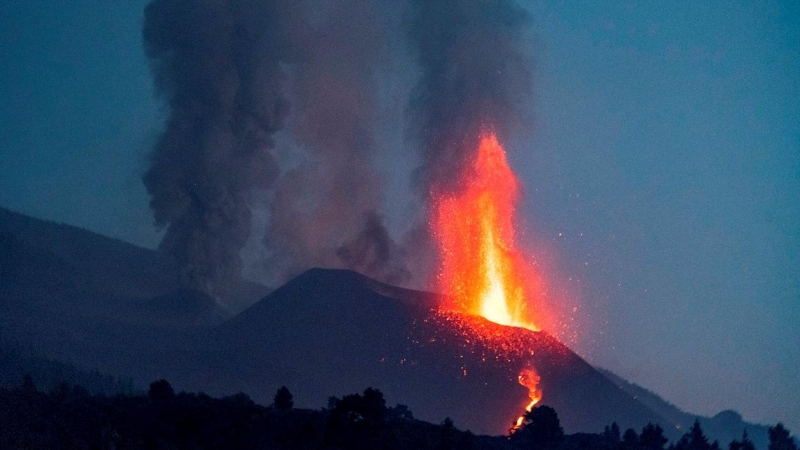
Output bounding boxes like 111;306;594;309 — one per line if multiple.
396;0;534;283
142;0;298;300
142;0;531;300
142;0;409;300
264;0;409;285
405;0;533;198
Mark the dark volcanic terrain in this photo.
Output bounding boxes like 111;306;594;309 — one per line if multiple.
0;208;771;443
195;268;666;435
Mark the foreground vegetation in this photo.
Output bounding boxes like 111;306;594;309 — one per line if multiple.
0;377;795;450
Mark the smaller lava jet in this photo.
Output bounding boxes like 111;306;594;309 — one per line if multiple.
511;367;542;433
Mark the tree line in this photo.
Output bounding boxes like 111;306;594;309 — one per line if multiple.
0;375;795;450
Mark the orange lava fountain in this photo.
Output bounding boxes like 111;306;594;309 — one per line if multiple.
431;129;540;332
431;129;544;433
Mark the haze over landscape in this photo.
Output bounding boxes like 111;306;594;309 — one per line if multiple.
0;0;798;441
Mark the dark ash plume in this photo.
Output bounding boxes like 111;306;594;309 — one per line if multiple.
142;0;294;300
405;0;533;196
264;0;410;285
336;212;411;286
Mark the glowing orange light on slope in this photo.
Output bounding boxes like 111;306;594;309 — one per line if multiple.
432;129;540;332
511;368;542;433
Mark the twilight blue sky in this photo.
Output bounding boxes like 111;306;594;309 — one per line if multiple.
1;0;798;431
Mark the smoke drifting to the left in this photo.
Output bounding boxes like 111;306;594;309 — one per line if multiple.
142;0;409;301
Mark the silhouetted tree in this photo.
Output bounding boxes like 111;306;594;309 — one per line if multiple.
148;379;174;401
622;428;639;450
511;405;564;450
640;423;669;450
327;395;339;410
769;423;798;450
0;382;505;449
605;422;622;446
50;382;71;404
729;430;755;450
675;420;711;450
324;387;388;448
438;417;457;450
225;392;255;409
274;386;293;411
361;387;387;425
387;403;414;421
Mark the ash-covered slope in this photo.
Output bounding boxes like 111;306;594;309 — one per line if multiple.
195;268;666;435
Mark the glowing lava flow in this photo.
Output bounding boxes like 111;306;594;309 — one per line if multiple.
511;368;542;433
432;130;540;332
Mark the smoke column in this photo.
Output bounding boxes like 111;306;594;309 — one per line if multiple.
142;0;296;300
264;0;409;285
143;0;408;297
142;0;529;296
405;0;533;198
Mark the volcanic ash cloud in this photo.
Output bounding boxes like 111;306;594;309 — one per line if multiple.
142;0;410;300
404;0;533;199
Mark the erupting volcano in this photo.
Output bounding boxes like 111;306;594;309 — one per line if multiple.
431;129;546;430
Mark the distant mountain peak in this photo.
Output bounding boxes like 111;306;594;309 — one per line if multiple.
598;367;771;448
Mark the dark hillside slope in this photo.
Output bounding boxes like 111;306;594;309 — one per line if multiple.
0;207;176;297
0;208;268;385
0;338;135;396
0;208;266;330
196;268;665;436
0;207;268;312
